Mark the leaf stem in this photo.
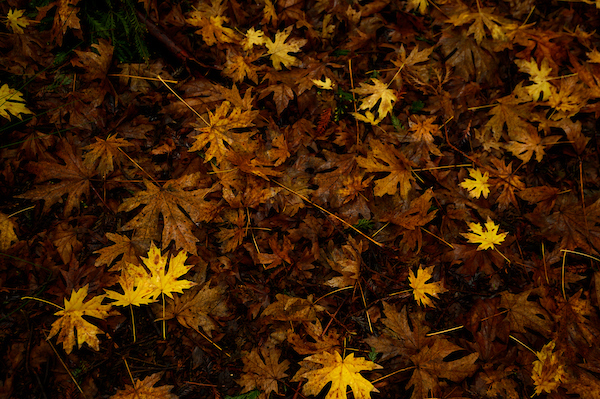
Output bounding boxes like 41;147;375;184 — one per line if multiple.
22;296;64;310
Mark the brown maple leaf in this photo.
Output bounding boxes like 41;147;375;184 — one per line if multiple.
499;289;553;335
262;294;325;322
287;319;341;355
94;233;145;271
527;196;600;255
365;302;432;361
17;139;94;216
357;139;416;198
489;157;525;210
154;282;228;336
71;39;113;81
82;134;132;178
51;0;82;45
237;347;290;399
407;339;479;399
118;175;220;255
323;237;366;288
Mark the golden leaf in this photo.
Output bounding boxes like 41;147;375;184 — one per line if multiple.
47;285;112;354
265;26;307;70
0;84;34;120
532;341;565;395
5;9;29;34
459;168;491;199
514;58;554;101
351;78;397;125
294;351;382;399
461;217;507;250
409;266;447;307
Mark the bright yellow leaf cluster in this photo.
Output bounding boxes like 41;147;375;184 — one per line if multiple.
532;341;565;396
460;168;491;198
462;217;507;250
409;265;447;307
105;243;196;306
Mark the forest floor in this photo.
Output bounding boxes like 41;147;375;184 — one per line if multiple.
2;0;600;398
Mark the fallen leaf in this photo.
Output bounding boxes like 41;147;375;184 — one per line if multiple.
351;78;397;124
118;176;220;255
265;26;307;70
460;168;491;199
532;341;565;395
155;282;228;336
109;372;177;399
0;212;17;251
462;217;507;250
17;139;94;216
5;9;29;33
293;350;382;399
357;139;415;198
0;83;34;120
238;347;290;399
409;265;447;307
47;285;112;354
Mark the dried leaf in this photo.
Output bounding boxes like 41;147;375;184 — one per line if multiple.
238;347;290;398
0;212;17;251
109;372;177;399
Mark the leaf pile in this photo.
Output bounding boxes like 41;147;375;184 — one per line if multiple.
2;0;600;398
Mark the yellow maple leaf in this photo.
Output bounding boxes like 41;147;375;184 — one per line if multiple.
312;77;335;90
265;26;307;70
142;243;196;301
294;350;382;399
409;266;447;307
242;27;266;51
514;58;553;101
532;341;565;395
351;78;397;125
0;84;34;120
47;285;112;354
186;10;239;46
5;9;29;34
104;272;156;307
461;217;508;250
459;168;490;198
0;212;17;251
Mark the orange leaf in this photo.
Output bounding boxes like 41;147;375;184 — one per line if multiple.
109;372;177;399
